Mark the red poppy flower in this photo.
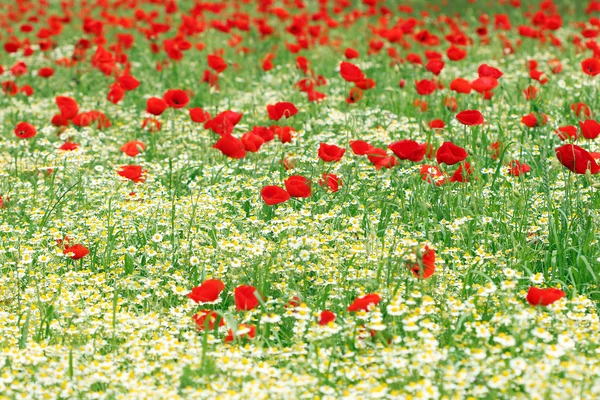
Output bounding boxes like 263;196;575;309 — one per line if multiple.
118;75;140;91
56;96;79;120
478;64;503;79
344;48;359;59
456;110;484;126
580;120;600;139
117;165;147;183
234;285;261;311
415;79;436;96
420;165;446;186
213;135;246;159
193;310;225;330
204;111;243;135
429;120;445;130
449;78;472;94
555;126;578;141
523;85;537;100
447;45;467;61
261;186;290;205
63;244;89;260
318;310;336;325
224;324;256;342
450;162;474;183
187;279;225;303
582;57;600;76
367;148;398;170
350;140;374;155
38;67;54;78
319;173;342;192
526;287;565;306
207;54;228;73
388;140;426;162
471;76;498;93
521;113;539;128
436;142;467;165
318;143;345;162
163;89;189;109
59;142;79;151
189;108;211;123
272;126;294;143
339;61;365;82
266;102;298;120
241;132;265;152
146;97;168;115
555;144;600;174
348;294;381;312
14;122;36;139
571;102;592;119
107;83;125;104
508;160;531;176
346;87;363;103
284;175;311;198
408;246;435;279
120;141;146;157
425;59;445;75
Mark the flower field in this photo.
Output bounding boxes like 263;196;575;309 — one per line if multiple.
2;0;600;398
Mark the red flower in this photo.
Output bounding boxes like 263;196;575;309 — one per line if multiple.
420;165;446;186
436;142;467;165
234;285;261;311
59;142;79;151
318;143;345;162
204;111;243;136
449;78;472;94
118;75;140;91
408;246;436;279
388;140;426;162
187;279;225;303
63;244;89;260
14;122;36;139
318;310;336;325
117;165;147;183
580;120;600;139
526;287;565;306
225;324;256;342
471;77;498;93
319;173;342;192
478;64;503;79
450;162;474;183
261;186;290;205
555;144;600;174
189;108;211;123
350;140;374;155
56;96;79;120
581;58;600;76
207;54;227;73
284;175;311;198
425;59;444;75
107;83;125;104
555;126;578;141
346;87;363;103
146;97;168;115
521;113;539;128
163;89;189;109
446;45;466;61
508;160;531;176
38;67;54;78
344;48;359;59
456;110;484;126
121;141;145;157
367;148;398;170
266;102;298;120
339;61;365;82
415;79;437;96
523;85;537;100
193;310;225;330
348;294;381;312
571;102;592;119
241;133;265;152
273;126;294;143
429;120;445;130
213;135;246;159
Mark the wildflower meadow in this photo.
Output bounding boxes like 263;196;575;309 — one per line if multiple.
1;0;600;398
